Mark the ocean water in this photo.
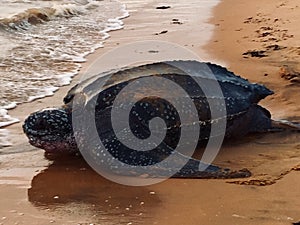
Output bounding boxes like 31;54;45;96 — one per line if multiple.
0;0;220;148
0;0;128;147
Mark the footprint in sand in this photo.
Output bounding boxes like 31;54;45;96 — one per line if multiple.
266;44;286;50
171;19;183;25
279;65;300;83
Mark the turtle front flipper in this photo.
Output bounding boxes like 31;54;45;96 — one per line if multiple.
88;111;251;179
103;150;252;179
172;158;251;179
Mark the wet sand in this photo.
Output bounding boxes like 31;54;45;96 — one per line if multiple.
1;0;300;224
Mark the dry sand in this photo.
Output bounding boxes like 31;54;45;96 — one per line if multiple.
1;0;300;224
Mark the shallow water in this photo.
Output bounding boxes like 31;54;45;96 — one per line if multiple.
0;0;128;145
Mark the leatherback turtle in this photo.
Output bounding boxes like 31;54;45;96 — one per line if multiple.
23;60;298;178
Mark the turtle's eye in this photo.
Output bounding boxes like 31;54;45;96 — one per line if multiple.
35;117;51;130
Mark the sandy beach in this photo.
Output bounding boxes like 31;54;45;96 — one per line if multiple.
1;0;300;224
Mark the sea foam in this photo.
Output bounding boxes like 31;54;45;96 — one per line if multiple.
0;0;129;147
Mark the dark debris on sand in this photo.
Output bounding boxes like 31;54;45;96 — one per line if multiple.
243;50;268;58
155;30;168;35
156;6;171;9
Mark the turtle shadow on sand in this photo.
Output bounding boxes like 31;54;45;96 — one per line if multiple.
28;155;162;224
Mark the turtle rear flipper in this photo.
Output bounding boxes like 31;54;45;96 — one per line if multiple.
226;105;273;138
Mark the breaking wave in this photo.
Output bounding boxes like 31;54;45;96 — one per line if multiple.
0;1;100;30
0;0;129;146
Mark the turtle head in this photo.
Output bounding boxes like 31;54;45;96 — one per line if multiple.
23;108;78;153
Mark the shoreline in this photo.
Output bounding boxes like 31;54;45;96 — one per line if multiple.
1;0;300;224
4;0;220;150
